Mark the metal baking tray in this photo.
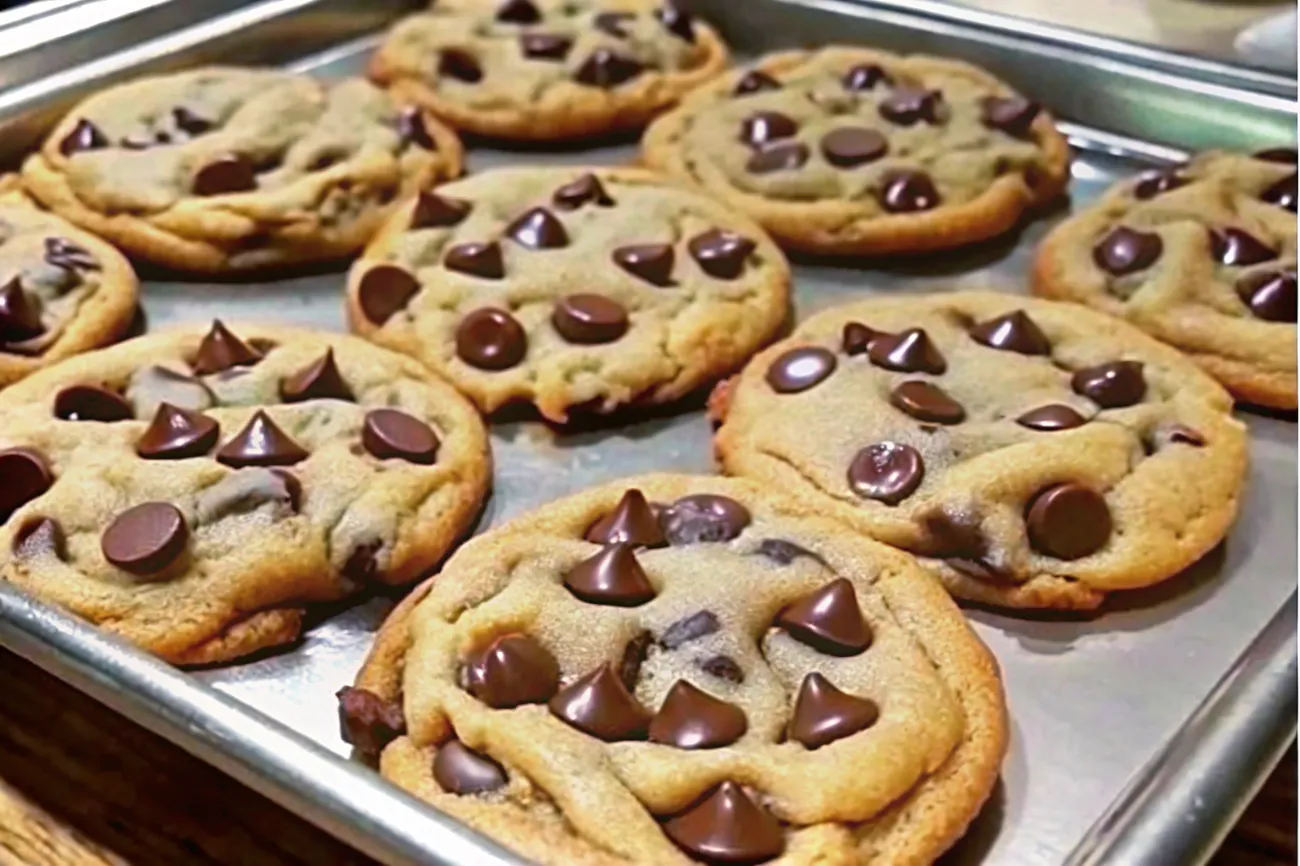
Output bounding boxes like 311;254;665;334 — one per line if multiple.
0;1;1295;865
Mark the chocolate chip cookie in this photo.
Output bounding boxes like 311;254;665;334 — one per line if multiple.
0;321;490;665
1033;149;1298;409
642;46;1071;257
711;291;1249;611
0;178;138;387
369;0;729;141
347;167;791;422
344;474;1004;865
21;68;463;273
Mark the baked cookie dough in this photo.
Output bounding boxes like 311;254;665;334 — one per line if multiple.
343;474;1005;865
711;291;1248;611
347;166;791;422
643;46;1071;256
1034;148;1297;409
22;67;463;273
0;321;490;665
369;0;729;141
0;178;137;388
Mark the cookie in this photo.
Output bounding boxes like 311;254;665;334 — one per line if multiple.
368;0;729;141
1033;148;1298;409
711;291;1249;611
346;166;791;422
642;46;1071;257
0;321;490;665
0;178;138;388
21;67;463;273
344;474;1005;865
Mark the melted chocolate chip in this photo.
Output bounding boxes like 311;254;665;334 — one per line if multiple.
879;171;940;212
970;309;1050;355
1210;228;1277;266
554;173;614;210
848;442;924;505
1237;268;1297;322
0;280;44;345
54;385;132;422
506;207;569;249
193;321;262;376
455;308;527;370
358;265;420;325
649;681;747;749
688;230;755;280
575;50;644;88
734;70;780;96
45;237;99;272
464;634;560;709
363;409;439;465
495;0;540;23
980;96;1041;138
434;741;507;795
396;107;436;149
520;32;573;60
586;489;667;548
1133;169;1187;200
411;192;470;229
445;242;505;280
60;119;109;156
821;127;887;168
1093;227;1162;275
618;630;654;690
698;655;744;683
663;782;785;863
216;411;308;468
192;154;257;196
136;404;219;460
889;381;964;424
13;517;66;560
747;141;810;174
1263;172;1297;212
756;539;820;566
440;49;483;82
552;294;629;344
565;543;655;606
0;448;52;524
593;11;633;37
739;112;797;147
336;686;405;758
868;328;946;374
548;664;651;741
1071;360;1146;408
842;321;880;356
1026;483;1112;560
843;64;889;92
788;672;878;749
765;347;836;394
172;106;212;136
101;502;188;576
661;611;720;649
281;349;354;403
662;494;751;545
776;578;871;656
613;244;674;286
1017;404;1087;431
879;87;942;125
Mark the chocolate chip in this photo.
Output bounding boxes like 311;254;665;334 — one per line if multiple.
698;655;743;683
575;49;644;88
879;171;940;212
821;127;887;168
747;141;809;174
101;502;188;576
1071;360;1145;408
455;308;527;370
868;328;946;374
1017;404;1087;431
434;740;507;795
363;409;439;465
734;70;780;96
343;539;382;583
281;349;354;403
411;192;470;229
1237;268;1297;322
171;106;212;136
193;320;262;375
879;87;942;125
1263;172;1297;212
661;611;720;649
445;242;505;280
776;578;871;656
44;237;99;272
765;347;836;394
970;309;1050;355
0;279;44;345
549;664;650;741
788;672;878;749
663;782;785;863
1093;227;1162;275
688;230;755;280
1133;169;1187;200
59;119;108;156
980;96;1041;138
553;294;628;344
507;207;569;249
495;0;539;23
1256;148;1298;164
357;265;420;325
618;630;654;690
520;32;572;60
54;385;132;422
593;11;633;37
396;107;436;149
1210;228;1277;266
890;381;964;424
13;517;65;560
0;448;52;524
613;244;674;286
649;681;747;750
196;468;300;522
440;49;483;83
656;3;695;41
1026;483;1112;560
336;686;405;758
464;634;559;709
192;154;257;196
553;173;614;210
564;543;655;606
739;112;797;147
843;64;889;92
216;411;308;468
586;489;666;548
842;321;880;356
756;539;820;566
662;494;751;545
848;442;924;505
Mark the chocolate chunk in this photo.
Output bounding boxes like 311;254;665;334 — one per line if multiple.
549;664;651;741
192;154;257;196
979;96;1041;139
739;112;798;147
848;442;924;505
0;279;44;344
734;70;780;96
445;242;505;280
843;64;889;92
747;141;809;174
45;237;99;272
13;517;66;560
281;349;354;403
196;468;300;522
411;192;470;229
821;127;888;168
656;3;695;42
879;87;942;125
1263;172;1297;212
842;321;881;356
593;11;633;37
1237;268;1297;322
495;0;539;23
520;32;573;60
868;328;946;374
970;309;1050;355
889;381;965;424
59;119;108;156
396;107;436;149
776;578;871;656
618;630;654;690
1133;169;1187;200
0;448;52;524
216;411;308;468
553;173;614;210
765;347;836;394
879;171;940;212
455;308;527;370
649;681;747;749
586;489;666;548
1256;148;1298;164
358;265;420;324
1026;483;1112;560
613;244;674;286
54;385;132;422
756;539;820;566
698;655;744;683
101;502;188;576
434;740;507;795
1071;360;1146;408
1210;228;1277;266
506;207;569;249
127;365;212;417
575;50;644;88
363;409;439;465
336;686;405;758
661;611;721;649
688;230;755;280
662;494;751;545
1017;404;1087;431
564;543;655;606
1093;227;1162;275
663;782;785;863
440;49;483;82
552;294;629;344
464;634;560;709
193;320;262;375
788;672;878;749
